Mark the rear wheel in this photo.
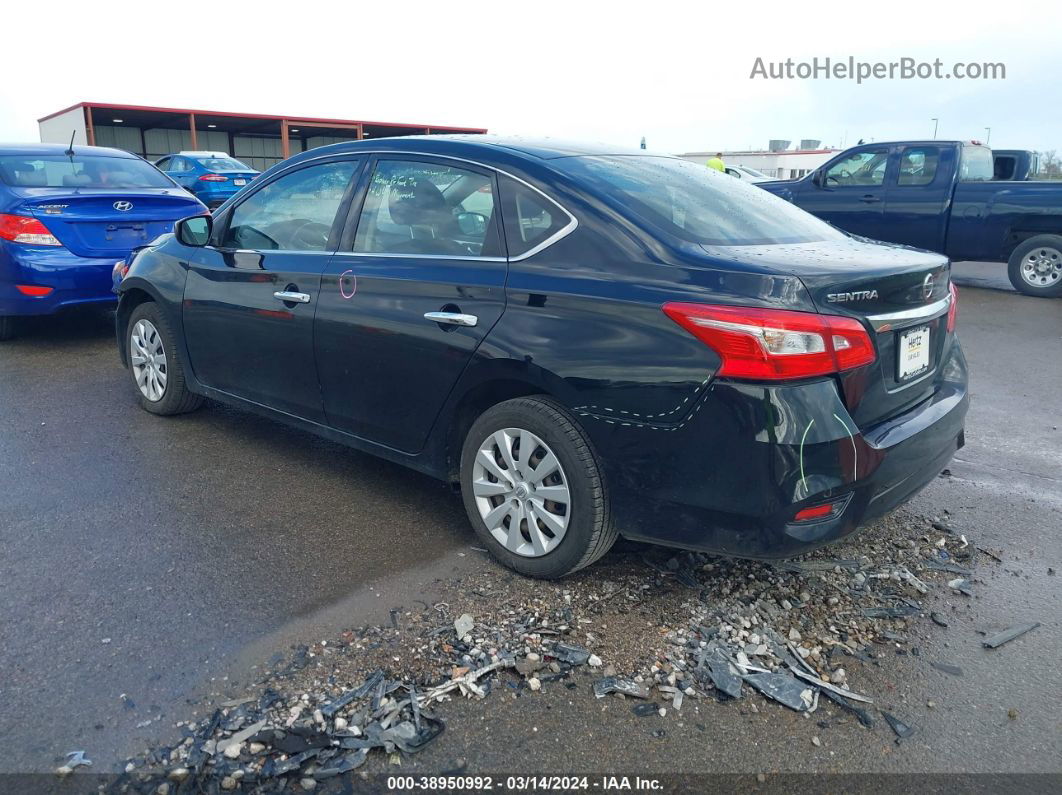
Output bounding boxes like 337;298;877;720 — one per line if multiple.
459;396;617;578
126;302;203;415
1007;235;1062;297
0;316;15;341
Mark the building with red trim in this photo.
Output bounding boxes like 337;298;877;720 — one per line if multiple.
38;102;487;171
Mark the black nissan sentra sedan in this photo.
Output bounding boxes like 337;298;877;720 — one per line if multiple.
114;136;968;578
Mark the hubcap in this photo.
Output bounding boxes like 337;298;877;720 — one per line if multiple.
1021;247;1062;288
130;319;167;402
471;428;571;558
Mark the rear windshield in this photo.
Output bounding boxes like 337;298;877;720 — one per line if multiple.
193;157;252;172
556;155;843;245
0;154;174;189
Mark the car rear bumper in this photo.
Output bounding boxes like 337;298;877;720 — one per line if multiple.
586;338;969;559
0;243;120;316
192;186;245;206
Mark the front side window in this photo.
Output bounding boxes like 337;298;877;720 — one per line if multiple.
169;158;190;173
499;176;572;257
0;154;175;188
897;147;940;186
553;155;843;246
155;157;172;171
353;160;501;257
824;149;889;187
222;160;356;251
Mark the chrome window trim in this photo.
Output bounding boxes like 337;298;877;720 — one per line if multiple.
343;252;507;262
866;294;952;332
288;149;579;262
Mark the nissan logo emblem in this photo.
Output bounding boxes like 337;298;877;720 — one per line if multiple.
113;201;133;212
921;274;935;300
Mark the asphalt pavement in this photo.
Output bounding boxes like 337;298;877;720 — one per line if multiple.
0;278;1059;780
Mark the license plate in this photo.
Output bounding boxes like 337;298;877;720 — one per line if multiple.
233;179;247;186
898;325;931;380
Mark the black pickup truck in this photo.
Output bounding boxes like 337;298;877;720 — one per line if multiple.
760;140;1062;296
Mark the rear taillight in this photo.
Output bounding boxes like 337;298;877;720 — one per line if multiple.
0;214;62;246
198;174;228;182
663;302;876;381
946;283;958;332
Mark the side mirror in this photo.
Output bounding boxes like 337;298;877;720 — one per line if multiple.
175;214;212;247
811;170;823;187
456;211;488;237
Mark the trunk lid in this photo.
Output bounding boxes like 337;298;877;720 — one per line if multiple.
702;237;952;428
201;170;258;186
14;188;203;258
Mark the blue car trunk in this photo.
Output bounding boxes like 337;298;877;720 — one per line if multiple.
14;188;203;258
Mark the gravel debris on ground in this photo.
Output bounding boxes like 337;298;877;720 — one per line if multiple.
101;509;1005;791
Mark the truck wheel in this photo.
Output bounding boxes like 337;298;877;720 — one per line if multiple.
459;396;618;579
1008;235;1062;297
126;302;203;415
0;316;15;341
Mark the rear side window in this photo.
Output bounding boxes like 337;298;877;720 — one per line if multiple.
353;160;502;258
960;145;994;181
897;147;940;186
223;160;356;251
0;154;174;188
499;176;573;258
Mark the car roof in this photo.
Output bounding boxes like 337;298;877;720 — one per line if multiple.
0;142;140;159
290;134;653;164
178;151;230;158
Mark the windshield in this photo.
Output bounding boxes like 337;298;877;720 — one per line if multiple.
739;166;769;179
558;155;843;245
194;156;253;172
0;154;174;189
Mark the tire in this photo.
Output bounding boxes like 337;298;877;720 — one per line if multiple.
1007;235;1062;297
459;396;617;578
0;315;15;341
125;302;203;415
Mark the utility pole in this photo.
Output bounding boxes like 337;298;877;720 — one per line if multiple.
985;127;992;144
931;118;939;139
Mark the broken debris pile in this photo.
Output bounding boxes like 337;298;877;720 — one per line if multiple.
114;511;1005;788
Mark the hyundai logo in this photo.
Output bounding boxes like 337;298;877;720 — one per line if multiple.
113;201;133;212
922;274;935;300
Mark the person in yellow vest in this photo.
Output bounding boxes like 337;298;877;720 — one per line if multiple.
706;152;725;172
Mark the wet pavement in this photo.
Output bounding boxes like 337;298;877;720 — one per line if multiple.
0;285;1059;779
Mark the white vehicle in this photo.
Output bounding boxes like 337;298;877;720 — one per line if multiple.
724;165;771;183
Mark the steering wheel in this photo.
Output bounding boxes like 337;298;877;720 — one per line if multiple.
288;220;332;250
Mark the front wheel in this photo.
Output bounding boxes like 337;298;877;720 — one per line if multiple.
459;396;617;578
1007;235;1062;297
126;302;203;415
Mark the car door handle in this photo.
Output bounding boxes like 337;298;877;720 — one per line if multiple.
273;290;310;304
424;311;478;327
859;195;881;203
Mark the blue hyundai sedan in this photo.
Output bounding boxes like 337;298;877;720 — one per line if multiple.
0;144;205;340
154;151;259;209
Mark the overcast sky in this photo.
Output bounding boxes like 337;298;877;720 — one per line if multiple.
3;0;1060;154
